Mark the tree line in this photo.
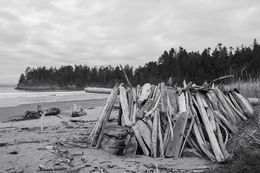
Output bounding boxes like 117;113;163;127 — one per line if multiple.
17;39;260;89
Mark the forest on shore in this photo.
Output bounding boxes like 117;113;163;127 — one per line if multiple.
17;39;260;90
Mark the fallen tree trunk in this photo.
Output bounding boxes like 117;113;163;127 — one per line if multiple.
84;87;112;94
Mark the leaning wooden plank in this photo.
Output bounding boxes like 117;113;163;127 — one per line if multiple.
177;92;186;113
127;89;134;121
95;87;120;148
179;114;195;157
157;113;164;158
160;82;167;113
179;92;195;157
136;120;152;150
163;124;170;152
165;112;189;158
152;110;158;158
145;94;161;117
89;85;119;146
195;93;225;162
223;93;247;120
200;96;216;132
192;120;215;161
132;124;150;156
214;110;238;134
228;92;244;114
216;123;230;159
232;91;254;118
120;85;134;127
215;88;237;123
132;103;137;123
167;87;178;114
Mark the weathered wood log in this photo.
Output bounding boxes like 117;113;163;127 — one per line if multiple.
157;113;164;158
177;92;186;113
132;124;150;156
84;87;112;94
89;85;119;147
223;94;247;120
160;82;167;113
216;123;230;159
192;120;215;161
138;83;152;103
195;93;224;162
136;120;152;150
214;110;238;134
228;92;244;114
171;111;189;158
127;89;134;121
120;85;134;127
248;97;260;106
232;92;254;118
152;110;158;158
215;88;237;123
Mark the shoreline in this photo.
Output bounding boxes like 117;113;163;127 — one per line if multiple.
0;98;108;122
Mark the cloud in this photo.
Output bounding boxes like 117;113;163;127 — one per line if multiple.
0;0;259;84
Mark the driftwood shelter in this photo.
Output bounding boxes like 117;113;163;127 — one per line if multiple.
87;78;256;163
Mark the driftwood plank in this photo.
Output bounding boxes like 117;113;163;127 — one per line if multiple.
152;110;158;158
132;124;150;156
165;111;189;158
136;120;152;150
195;93;224;162
89;85;119;147
158;113;164;158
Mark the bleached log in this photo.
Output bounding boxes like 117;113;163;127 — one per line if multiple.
84;87;112;94
132;124;150;156
214;110;238;134
145;94;161;117
136;120;152;150
120;86;134;127
165;112;189;158
248;97;260;106
160;82;167;113
228;93;244;114
215;88;237;123
157;112;164;158
89;85;119;146
93;86;119;147
195;93;225;162
232;92;254;118
138;83;152;103
192;120;215;161
223;94;247;120
216;123;230;159
177;92;186;113
152;110;158;158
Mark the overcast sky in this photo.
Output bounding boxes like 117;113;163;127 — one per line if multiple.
0;0;259;84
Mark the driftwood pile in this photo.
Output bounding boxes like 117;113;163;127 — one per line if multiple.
88;81;255;162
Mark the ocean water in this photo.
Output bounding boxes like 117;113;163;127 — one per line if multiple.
0;85;109;108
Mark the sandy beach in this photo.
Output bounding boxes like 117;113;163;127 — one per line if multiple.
0;97;212;173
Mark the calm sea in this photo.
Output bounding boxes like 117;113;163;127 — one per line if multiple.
0;85;108;108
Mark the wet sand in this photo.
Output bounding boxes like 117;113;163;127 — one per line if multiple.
0;98;107;122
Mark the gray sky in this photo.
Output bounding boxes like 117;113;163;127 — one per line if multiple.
0;0;259;84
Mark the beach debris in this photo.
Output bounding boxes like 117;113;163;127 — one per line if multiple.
45;107;61;116
88;77;256;162
71;104;87;117
24;110;41;120
0;139;49;147
24;106;60;120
